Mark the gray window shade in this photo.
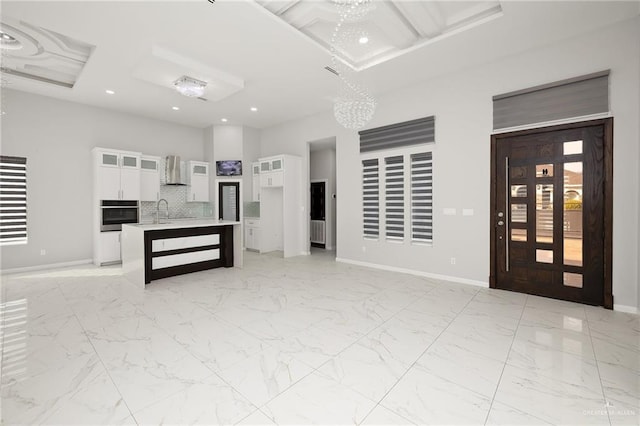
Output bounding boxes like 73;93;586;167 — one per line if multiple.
0;156;27;245
359;116;435;153
362;159;379;238
385;155;404;240
411;152;433;244
493;70;610;130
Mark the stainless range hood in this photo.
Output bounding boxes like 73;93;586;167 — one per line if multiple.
165;155;186;185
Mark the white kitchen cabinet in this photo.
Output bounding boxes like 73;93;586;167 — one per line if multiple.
244;218;261;251
258;154;302;257
270;157;283;171
94;149;141;201
140;156;161;202
99;231;121;264
97;166;121;200
252;162;260;202
260;156;284;188
187;161;209;202
260;171;283;188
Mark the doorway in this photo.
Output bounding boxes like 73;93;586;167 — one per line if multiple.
218;181;240;222
308;137;337;254
490;118;613;308
310;180;326;248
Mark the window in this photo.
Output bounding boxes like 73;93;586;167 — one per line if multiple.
0;156;28;245
411;152;433;244
362;159;379;238
359;115;435;244
385;155;404;240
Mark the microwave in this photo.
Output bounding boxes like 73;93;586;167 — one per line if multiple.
100;200;139;231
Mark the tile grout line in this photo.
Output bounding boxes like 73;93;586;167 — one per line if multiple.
584;306;613;426
481;293;528;425
233;278;447;425
57;280;140;425
360;285;481;424
121;294;259;422
77;282;252;424
246;283;445;424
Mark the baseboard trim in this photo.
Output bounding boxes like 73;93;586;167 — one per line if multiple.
613;304;639;314
1;259;93;275
335;257;489;288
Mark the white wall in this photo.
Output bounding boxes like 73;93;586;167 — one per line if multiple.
242;127;260;203
310;148;337;250
260;17;640;309
638;26;640;312
212;125;243;160
0;89;205;270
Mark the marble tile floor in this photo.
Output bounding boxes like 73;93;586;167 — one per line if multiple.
1;250;638;425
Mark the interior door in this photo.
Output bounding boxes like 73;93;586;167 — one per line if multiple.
490;119;612;307
310;181;326;248
218;182;240;222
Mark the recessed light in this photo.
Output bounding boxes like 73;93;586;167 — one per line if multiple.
250;107;258;112
105;89;115;95
221;118;228;122
358;36;369;44
172;106;180;111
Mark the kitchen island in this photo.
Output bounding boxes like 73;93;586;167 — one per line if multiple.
121;219;242;287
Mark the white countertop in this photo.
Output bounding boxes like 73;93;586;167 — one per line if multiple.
124;218;241;231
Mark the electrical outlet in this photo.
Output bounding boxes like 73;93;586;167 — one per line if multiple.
450;257;456;265
362;246;366;252
40;249;46;256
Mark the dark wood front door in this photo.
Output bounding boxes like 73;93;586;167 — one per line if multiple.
490;119;613;308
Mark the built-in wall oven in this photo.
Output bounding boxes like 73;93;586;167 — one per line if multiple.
100;200;139;231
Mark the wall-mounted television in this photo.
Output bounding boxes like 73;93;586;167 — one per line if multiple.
216;160;242;176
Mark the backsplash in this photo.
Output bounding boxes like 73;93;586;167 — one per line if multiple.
244;201;260;218
139;157;213;222
140;184;213;222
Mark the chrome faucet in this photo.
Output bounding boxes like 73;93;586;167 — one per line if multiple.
156;198;169;223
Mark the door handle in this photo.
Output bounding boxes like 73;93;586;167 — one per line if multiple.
505;157;510;272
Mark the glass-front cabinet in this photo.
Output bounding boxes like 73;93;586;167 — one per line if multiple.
140;155;160;202
271;158;283;171
95;149;141;200
188;161;209;202
259;156;285;188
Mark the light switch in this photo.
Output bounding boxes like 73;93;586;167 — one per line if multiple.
443;208;457;216
463;209;474;216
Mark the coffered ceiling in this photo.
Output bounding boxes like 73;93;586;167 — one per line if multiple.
256;0;503;70
0;1;638;129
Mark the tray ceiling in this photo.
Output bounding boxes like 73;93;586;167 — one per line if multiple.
0;1;637;129
0;17;94;88
256;0;503;70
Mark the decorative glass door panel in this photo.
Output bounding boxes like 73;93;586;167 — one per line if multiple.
492;121;608;306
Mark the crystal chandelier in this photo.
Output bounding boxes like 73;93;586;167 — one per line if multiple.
334;80;376;130
330;0;376;130
173;75;207;98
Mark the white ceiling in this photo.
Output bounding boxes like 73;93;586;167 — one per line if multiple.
1;1;638;130
257;0;503;70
